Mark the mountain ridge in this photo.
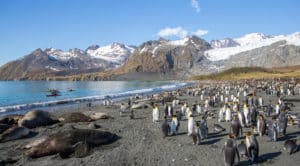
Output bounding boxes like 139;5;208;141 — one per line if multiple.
0;32;300;80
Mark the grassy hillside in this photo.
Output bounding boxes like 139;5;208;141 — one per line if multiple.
191;66;300;80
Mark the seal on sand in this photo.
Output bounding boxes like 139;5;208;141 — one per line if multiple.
58;112;93;123
0;126;30;143
0;124;10;134
83;111;113;120
0;115;23;125
18;110;59;128
284;139;298;155
25;129;117;158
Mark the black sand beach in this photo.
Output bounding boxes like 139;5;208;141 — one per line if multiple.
1;80;300;166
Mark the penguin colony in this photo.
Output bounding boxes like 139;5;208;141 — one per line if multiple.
0;78;300;165
151;78;300;165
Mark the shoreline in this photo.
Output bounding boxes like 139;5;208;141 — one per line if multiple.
0;79;299;166
0;82;191;116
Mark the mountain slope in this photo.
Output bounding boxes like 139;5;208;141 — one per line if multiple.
0;43;135;80
115;36;211;79
205;32;300;61
1;32;300;80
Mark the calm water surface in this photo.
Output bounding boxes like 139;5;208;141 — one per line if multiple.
0;81;187;113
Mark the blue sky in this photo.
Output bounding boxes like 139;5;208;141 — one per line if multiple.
0;0;299;65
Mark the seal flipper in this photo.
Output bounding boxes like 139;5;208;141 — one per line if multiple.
58;142;82;159
59;150;72;159
73;142;90;158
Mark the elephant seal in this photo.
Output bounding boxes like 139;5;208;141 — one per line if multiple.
284;139;298;155
18;110;59;128
59;112;93;123
131;102;150;109
88;122;101;129
0;114;23;125
25;129;117;158
25;137;47;149
0;123;10;134
83;111;113;120
0;126;30;143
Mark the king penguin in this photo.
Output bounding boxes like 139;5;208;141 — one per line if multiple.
257;114;266;136
223;134;240;166
245;132;259;164
237;141;248;159
230;115;243;139
161;116;170;138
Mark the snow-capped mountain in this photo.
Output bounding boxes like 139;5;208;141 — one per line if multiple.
45;48;86;61
1;32;300;80
0;43;136;80
234;32;273;46
206;32;300;61
117;36;211;77
118;32;300;78
210;38;240;48
45;43;135;65
139;36;211;56
87;43;135;65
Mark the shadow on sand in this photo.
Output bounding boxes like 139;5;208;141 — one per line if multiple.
132;117;147;120
201;138;222;145
176;132;188;136
278;135;297;142
208;132;228;139
238;151;282;165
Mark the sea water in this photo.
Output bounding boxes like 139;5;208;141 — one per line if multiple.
0;81;188;115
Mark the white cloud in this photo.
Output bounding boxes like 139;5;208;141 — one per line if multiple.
193;29;208;37
191;0;200;13
157;27;208;38
157;27;188;38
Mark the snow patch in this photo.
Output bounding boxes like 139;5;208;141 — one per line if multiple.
205;32;300;61
47;48;79;61
87;43;135;64
168;37;189;45
45;66;60;71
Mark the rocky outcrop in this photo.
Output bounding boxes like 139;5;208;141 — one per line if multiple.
117;36;212;79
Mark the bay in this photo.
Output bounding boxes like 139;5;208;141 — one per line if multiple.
0;81;187;114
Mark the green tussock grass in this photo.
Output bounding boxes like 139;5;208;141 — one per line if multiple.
191;66;300;81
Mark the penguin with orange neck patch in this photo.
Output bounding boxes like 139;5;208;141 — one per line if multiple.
245;131;259;164
257;114;266;136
